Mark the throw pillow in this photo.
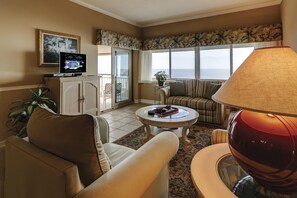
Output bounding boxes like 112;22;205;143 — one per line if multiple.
203;83;221;100
169;82;186;96
27;107;110;186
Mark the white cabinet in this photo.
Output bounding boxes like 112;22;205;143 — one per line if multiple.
47;76;100;116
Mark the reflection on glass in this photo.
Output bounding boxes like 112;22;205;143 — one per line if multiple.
218;155;297;197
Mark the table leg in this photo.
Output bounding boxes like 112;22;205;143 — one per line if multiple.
182;127;191;145
143;124;153;143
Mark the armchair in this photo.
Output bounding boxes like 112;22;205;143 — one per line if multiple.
1;107;179;198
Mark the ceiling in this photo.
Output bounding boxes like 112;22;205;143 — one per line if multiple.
70;0;282;27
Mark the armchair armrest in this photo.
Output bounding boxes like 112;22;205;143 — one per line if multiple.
159;86;170;105
0;140;5;198
74;132;179;198
95;116;110;144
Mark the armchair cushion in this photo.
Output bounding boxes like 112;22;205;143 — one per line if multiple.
27;107;111;186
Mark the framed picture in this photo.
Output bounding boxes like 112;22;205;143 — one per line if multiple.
38;29;81;66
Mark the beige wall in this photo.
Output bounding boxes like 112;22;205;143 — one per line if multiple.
141;5;281;38
281;0;297;52
0;0;141;140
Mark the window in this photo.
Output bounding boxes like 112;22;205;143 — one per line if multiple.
200;46;230;80
171;48;195;79
233;45;254;72
152;50;169;77
140;41;279;82
98;54;111;74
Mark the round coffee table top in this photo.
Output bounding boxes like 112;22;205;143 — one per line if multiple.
135;105;199;127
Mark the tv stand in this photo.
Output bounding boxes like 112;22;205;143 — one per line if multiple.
46;76;100;115
72;73;82;77
61;73;82;77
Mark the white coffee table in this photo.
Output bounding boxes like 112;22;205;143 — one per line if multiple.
135;105;199;144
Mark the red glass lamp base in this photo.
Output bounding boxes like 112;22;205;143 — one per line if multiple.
228;110;297;194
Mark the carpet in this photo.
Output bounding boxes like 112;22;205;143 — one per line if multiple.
114;123;224;198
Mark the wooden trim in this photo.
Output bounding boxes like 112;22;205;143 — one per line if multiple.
98;53;111;56
0;84;41;92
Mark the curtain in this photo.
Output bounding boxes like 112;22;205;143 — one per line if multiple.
138;51;152;83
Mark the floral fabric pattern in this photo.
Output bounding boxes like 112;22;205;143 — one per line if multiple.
142;23;282;50
96;23;282;51
96;29;142;50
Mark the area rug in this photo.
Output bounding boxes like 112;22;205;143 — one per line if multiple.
114;123;225;198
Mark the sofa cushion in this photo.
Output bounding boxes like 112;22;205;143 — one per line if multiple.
167;96;192;106
203;83;221;100
27;107;111;186
185;80;196;97
188;97;217;111
169;82;186;96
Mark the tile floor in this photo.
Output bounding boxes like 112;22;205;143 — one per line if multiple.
100;103;148;142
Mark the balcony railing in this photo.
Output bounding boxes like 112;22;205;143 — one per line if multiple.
100;75;129;111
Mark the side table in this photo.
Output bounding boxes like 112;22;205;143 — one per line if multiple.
191;143;236;198
191;143;297;198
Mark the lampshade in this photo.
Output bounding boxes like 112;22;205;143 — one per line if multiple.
212;46;297;117
212;46;297;194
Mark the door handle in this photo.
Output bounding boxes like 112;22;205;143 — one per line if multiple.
78;96;85;102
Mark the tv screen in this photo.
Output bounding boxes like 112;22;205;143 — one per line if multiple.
59;52;86;74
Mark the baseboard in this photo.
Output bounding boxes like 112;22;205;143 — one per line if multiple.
139;99;160;104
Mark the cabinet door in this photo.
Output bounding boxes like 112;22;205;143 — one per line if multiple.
61;81;83;115
83;78;100;115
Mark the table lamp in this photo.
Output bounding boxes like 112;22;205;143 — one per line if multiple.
212;47;297;194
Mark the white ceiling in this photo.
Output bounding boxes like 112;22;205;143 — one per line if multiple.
70;0;282;27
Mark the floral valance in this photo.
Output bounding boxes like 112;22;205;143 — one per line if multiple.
96;23;282;51
142;23;282;50
96;29;142;50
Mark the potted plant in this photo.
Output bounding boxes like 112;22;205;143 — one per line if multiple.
154;71;168;86
6;87;56;137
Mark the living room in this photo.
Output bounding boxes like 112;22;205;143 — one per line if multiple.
1;0;297;197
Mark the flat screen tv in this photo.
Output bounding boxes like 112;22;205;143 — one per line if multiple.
59;52;86;74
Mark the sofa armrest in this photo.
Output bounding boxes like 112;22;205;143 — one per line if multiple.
95;116;109;144
159;87;170;105
74;132;179;198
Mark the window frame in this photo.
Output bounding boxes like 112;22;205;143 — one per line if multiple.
149;42;277;81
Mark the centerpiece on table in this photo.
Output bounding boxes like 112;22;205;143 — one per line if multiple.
154;71;168;87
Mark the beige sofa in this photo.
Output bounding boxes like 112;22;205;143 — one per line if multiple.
160;79;225;125
0;107;179;198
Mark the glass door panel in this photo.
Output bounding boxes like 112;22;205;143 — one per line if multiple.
112;48;132;106
98;45;112;111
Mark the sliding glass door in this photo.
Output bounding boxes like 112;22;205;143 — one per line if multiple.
112;48;132;107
